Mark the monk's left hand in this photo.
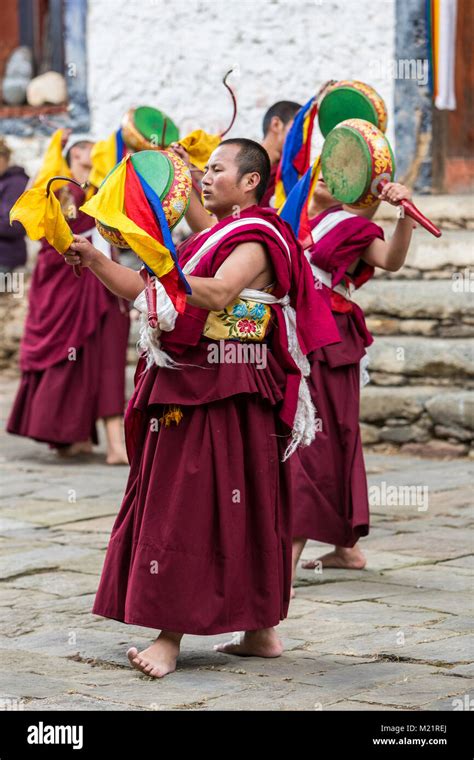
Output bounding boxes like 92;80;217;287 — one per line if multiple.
379;182;412;205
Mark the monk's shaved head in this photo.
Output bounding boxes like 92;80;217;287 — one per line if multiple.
219;138;271;204
262;101;301;136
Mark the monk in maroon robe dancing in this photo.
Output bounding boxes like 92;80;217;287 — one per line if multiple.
7;136;130;464
291;176;414;588
64;139;339;678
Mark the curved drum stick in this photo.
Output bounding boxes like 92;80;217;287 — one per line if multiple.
46;176;90;276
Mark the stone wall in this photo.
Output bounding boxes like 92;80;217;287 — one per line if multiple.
356;197;473;458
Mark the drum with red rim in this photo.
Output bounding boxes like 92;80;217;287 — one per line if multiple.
318;80;388;137
321;118;395;208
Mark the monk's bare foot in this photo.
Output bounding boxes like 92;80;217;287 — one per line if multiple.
57;440;93;458
127;631;182;678
290;586;296;599
77;440;93;455
104;416;127;464
214;627;283;658
106;445;128;466
302;545;367;570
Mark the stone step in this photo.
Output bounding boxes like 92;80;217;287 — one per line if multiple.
360;386;473;427
375;228;474;274
360;386;473;454
374;195;473;225
365;336;474;380
354;279;472;318
357;227;473;280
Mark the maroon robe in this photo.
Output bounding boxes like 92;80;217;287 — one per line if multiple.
292;205;384;547
92;206;339;635
7;183;130;447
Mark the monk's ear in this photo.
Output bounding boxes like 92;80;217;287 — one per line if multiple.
270;115;283;134
245;171;261;194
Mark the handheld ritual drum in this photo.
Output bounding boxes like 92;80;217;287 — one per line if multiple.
321;118;442;237
321;118;394;208
95;149;192;247
318;80;387;137
121;106;180;151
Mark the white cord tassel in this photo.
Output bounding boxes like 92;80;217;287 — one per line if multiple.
279;297;317;461
134;289;182;370
137;315;182;370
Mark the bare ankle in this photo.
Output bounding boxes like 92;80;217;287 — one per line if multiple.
158;630;184;645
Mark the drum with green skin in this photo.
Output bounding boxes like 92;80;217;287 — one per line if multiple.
96;149;191;247
131;150;174;198
318;80;387;137
321;118;395;208
134;106;179;146
121;106;180;151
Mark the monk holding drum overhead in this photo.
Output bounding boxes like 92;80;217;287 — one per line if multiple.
291;173;415;583
286;81;441;586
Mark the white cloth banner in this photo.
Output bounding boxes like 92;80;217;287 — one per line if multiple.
435;0;458;111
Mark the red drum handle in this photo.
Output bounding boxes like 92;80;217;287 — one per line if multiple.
378;180;442;238
399;198;442;238
140;268;158;328
73;264;82;278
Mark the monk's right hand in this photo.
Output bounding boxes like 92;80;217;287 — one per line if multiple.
170;142;191;166
64;235;99;269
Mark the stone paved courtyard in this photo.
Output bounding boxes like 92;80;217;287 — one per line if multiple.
0;376;472;711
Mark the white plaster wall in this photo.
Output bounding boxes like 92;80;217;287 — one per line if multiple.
6;135;53;180
87;0;396;154
6;0;396;180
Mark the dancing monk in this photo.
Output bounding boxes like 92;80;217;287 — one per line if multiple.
291;176;415;584
65;138;339;678
7;135;129;463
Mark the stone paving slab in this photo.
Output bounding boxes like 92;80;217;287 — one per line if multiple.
364;590;471;617
0;382;473;711
373;565;472;592
4;571;100;597
361;527;472;560
0;499;119;527
0;545;96;580
348;675;468;709
25;695;138;711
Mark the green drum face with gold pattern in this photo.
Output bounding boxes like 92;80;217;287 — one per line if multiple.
321;118;395;208
95;149;191;246
318;80;388;137
130;150;174;200
157;149;192;230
